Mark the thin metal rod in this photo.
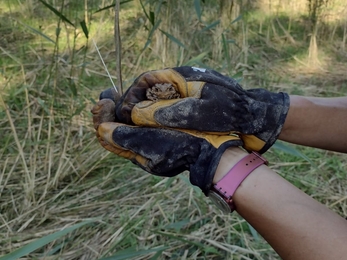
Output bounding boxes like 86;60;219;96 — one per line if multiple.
92;39;118;93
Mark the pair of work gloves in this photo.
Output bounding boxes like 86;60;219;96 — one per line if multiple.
91;66;289;195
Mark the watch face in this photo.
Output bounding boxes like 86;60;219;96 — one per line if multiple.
209;190;232;214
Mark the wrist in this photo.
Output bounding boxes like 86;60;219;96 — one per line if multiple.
213;147;249;184
210;148;268;213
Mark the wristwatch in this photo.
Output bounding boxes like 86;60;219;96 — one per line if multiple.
209;152;268;213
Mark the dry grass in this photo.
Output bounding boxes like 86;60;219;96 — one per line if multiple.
0;0;346;259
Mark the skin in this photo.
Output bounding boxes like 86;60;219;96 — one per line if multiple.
279;96;347;153
213;95;347;259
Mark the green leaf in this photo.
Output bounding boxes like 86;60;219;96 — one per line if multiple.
231;14;243;25
13;85;29;96
56;27;61;37
0;220;95;260
247;223;260;242
99;246;167;260
178;175;201;195
165;219;190;231
20;23;55;44
272;141;312;163
183;52;208;66
143;19;162;51
37;97;50;115
200;20;220;33
159;29;187;50
94;0;134;13
231;71;243;82
194;0;202;21
72;103;86;117
152;230;220;255
222;33;231;73
69;81;77;97
150;250;163;260
90;97;97;104
80;20;89;39
139;0;150;22
38;0;75;27
149;11;155;26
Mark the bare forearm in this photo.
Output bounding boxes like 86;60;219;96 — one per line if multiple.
214;148;347;260
279;95;347;152
236;168;347;259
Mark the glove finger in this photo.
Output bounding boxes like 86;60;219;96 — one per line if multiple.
91;99;116;130
97;122;193;176
115;69;188;124
98;87;121;103
97;122;149;169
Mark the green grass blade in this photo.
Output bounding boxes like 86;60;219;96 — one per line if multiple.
99;246;167;260
194;0;202;21
38;0;75;27
183;51;208;66
272;141;312;163
139;0;151;23
247;223;260;242
231;71;243;80
37;97;50;115
94;0;134;13
231;14;243;25
20;23;55;44
71;103;87;117
149;250;163;260
165;219;190;231
80;20;89;39
149;11;155;26
152;230;220;255
143;19;162;51
200;20;220;33
222;33;231;73
0;220;95;260
159;29;187;50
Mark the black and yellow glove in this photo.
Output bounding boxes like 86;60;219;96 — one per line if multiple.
91;99;242;195
103;66;290;153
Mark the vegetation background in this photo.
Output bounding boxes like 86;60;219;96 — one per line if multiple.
0;0;346;259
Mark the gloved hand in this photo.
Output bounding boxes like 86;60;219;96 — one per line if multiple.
103;66;290;153
91;99;242;195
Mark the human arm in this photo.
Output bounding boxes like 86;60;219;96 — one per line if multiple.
214;147;347;260
279;95;347;153
92;91;347;259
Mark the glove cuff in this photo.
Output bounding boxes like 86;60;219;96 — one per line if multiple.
243;90;290;153
258;92;290;153
190;139;243;196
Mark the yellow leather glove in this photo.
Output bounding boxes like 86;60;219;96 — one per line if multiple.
102;66;290;153
91;99;242;195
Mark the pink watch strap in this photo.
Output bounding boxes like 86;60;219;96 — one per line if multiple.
214;152;268;199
